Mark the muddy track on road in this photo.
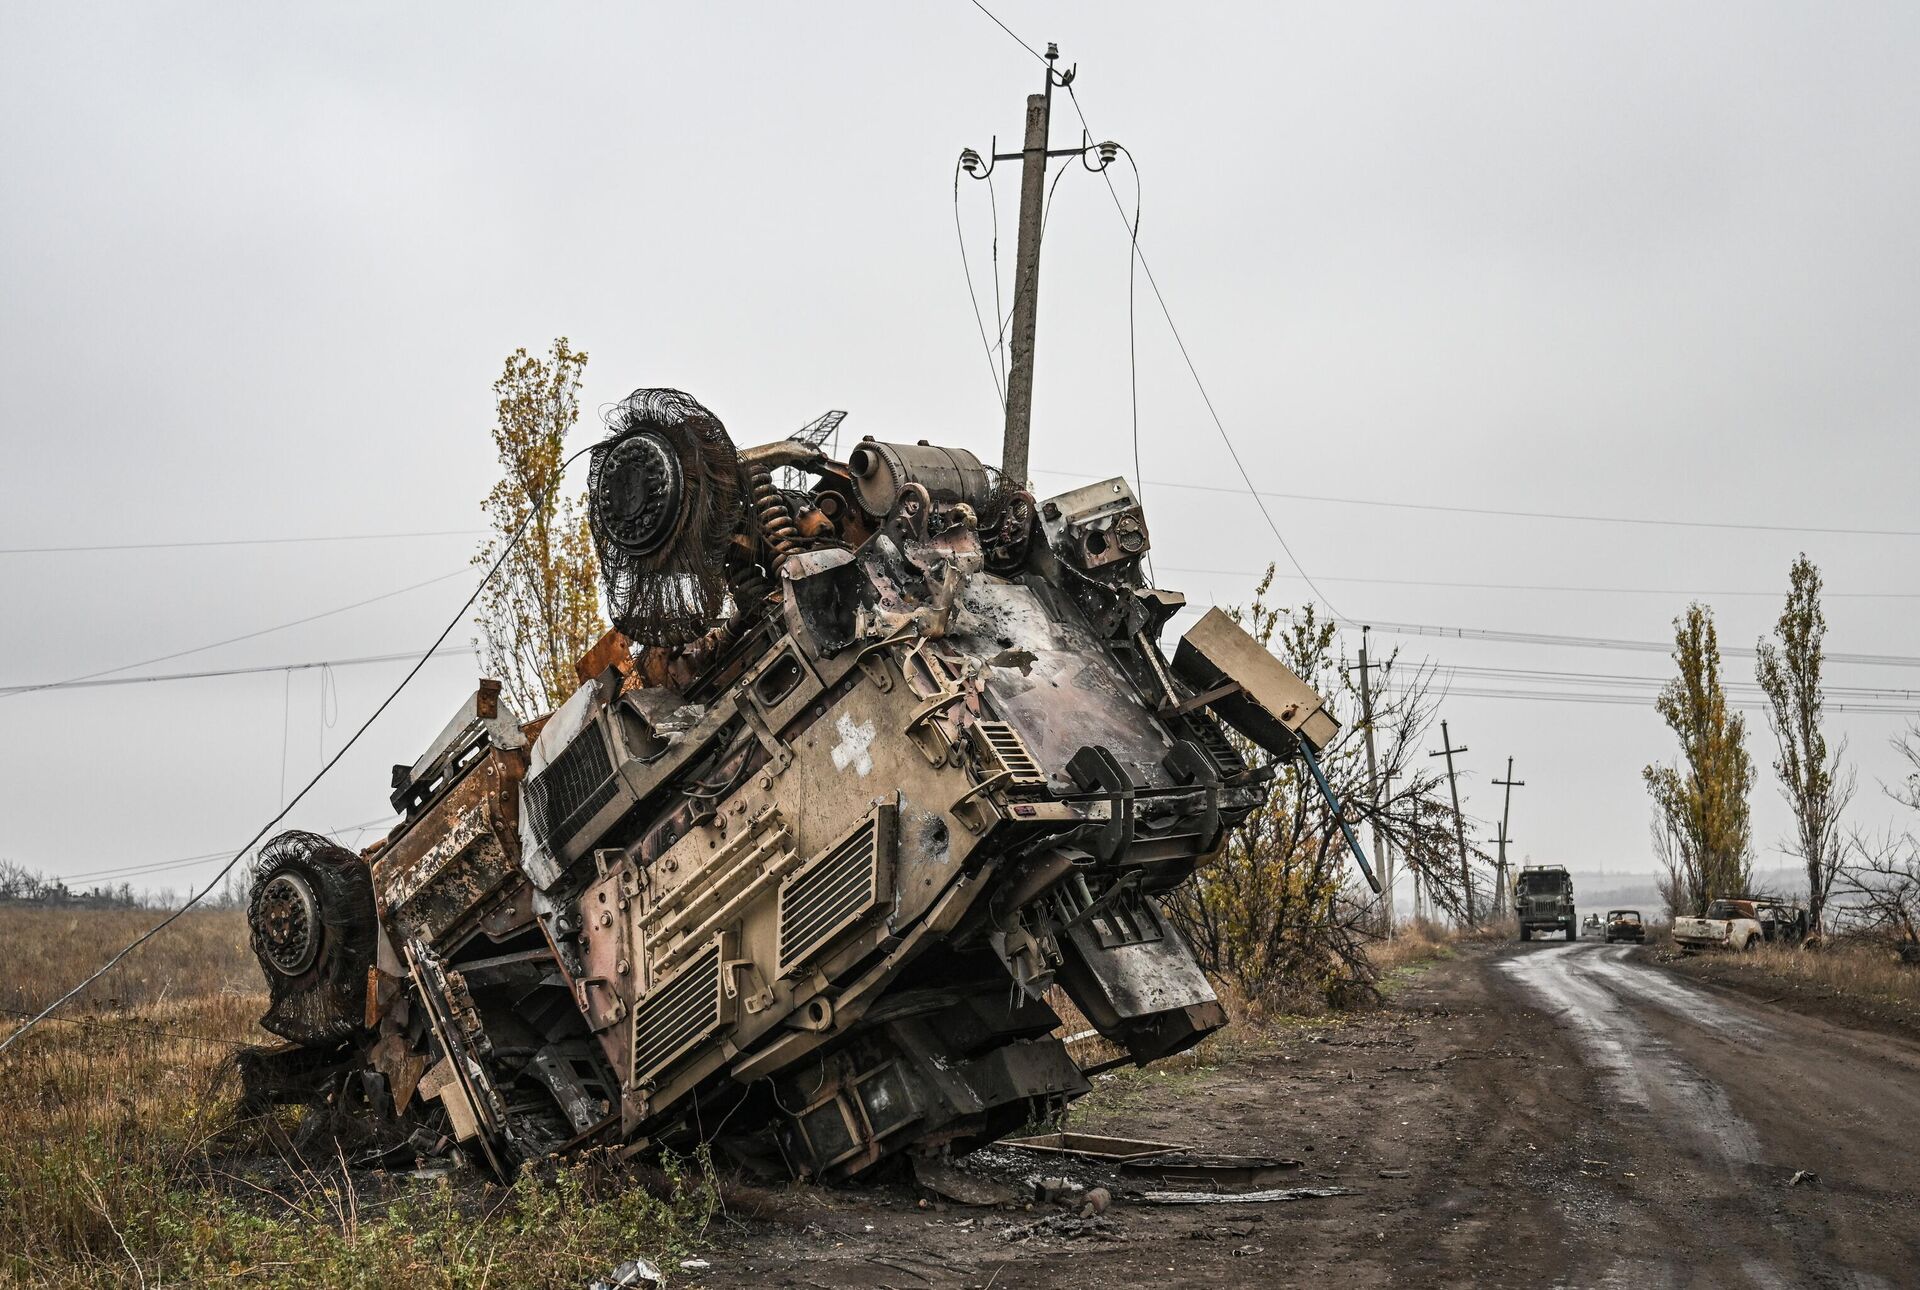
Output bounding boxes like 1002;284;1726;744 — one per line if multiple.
706;942;1920;1288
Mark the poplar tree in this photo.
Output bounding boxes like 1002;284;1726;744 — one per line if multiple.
1756;555;1853;933
1644;604;1754;915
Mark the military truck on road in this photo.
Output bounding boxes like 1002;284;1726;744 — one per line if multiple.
1516;865;1576;942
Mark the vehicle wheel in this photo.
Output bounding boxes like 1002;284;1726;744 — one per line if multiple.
248;830;377;1045
1743;934;1760;952
1520;926;1531;942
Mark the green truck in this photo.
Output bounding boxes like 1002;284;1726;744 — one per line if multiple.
1515;865;1576;942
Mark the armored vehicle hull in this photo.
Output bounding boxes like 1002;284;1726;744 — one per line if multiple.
241;390;1341;1180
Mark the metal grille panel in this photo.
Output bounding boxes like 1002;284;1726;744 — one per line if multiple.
778;816;885;978
631;939;724;1083
972;721;1044;786
524;725;618;850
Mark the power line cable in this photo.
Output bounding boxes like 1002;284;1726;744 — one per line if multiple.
957;1;1341;608
1366;619;1920;669
954;155;1008;410
49;815;400;885
1032;466;1920;541
1429;661;1920;700
1156;564;1920;601
966;0;1048;63
1432;685;1918;716
0;529;483;557
989;168;1008;391
0;645;473;697
1114;144;1152;585
0;1006;258;1051
1061;81;1349;619
0;445;588;1057
0;566;473;703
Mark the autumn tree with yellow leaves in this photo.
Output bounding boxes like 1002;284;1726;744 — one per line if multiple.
473;338;606;718
1645;603;1755;916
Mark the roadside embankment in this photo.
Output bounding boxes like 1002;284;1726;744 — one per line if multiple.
1663;938;1920;1041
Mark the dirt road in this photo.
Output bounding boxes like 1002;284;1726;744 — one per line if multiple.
707;941;1920;1288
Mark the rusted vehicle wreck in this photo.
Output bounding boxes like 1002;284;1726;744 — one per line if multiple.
241;388;1357;1181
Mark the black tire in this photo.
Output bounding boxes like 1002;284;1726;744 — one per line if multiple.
1568;910;1578;941
248;830;378;1046
1520;925;1531;942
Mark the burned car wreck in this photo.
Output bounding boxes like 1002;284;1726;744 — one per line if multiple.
240;388;1357;1182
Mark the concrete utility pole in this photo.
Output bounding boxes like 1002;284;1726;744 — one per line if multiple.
962;46;1112;488
1000;45;1059;488
1492;758;1525;925
1430;722;1473;925
1353;628;1390;937
1380;765;1401;930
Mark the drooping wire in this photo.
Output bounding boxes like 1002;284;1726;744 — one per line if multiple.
1112;144;1154;586
958;0;1348;616
954;155;1008;411
1063;82;1347;621
987;169;1007;392
992;154;1077;361
318;661;338;764
0;1006;258;1050
0;444;595;1057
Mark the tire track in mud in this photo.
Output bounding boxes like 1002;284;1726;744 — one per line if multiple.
1493;942;1915;1290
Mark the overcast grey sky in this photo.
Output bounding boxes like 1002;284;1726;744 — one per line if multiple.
2;2;1916;908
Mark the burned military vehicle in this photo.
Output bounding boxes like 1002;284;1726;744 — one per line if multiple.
241;388;1365;1181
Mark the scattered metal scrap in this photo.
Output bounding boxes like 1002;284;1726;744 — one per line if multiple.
1001;1131;1302;1188
1001;1131;1185;1163
239;391;1359;1183
1140;1186;1359;1206
1119;1152;1303;1189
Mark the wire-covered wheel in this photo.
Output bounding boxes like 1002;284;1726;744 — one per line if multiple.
255;871;321;976
593;429;684;557
247;830;377;1045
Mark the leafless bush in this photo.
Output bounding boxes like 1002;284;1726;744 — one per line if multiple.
1834;724;1920;946
1165;570;1490;1009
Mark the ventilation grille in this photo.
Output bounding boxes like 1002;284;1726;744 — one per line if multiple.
1181;713;1246;778
524;723;619;851
778;809;891;978
631;938;724;1083
972;721;1044;786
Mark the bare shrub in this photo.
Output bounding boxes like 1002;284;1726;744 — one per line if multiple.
1165;569;1488;1010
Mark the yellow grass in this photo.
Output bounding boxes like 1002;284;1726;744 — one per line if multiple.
0;906;713;1288
1052;924;1461;1129
1675;938;1920;1014
0;905;255;1015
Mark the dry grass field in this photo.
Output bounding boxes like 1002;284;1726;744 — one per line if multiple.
0;905;256;1015
0;903;1462;1288
0;905;715;1289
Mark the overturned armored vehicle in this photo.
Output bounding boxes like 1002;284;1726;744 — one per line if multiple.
242;389;1358;1180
